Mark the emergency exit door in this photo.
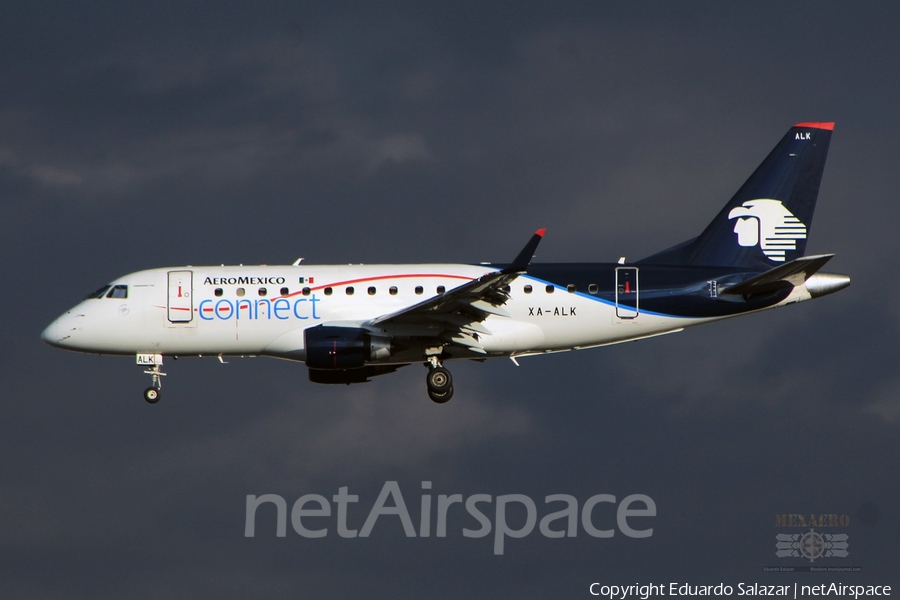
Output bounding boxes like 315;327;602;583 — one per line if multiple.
615;267;639;319
167;270;193;323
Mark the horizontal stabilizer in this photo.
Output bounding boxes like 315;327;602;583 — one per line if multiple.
721;254;834;296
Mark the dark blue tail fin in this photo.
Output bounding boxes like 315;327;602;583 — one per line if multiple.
639;122;834;269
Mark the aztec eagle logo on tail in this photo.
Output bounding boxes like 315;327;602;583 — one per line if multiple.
728;199;808;262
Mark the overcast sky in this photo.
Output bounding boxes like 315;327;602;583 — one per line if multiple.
2;2;899;598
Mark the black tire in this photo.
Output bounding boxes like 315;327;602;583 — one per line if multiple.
144;387;161;404
428;386;454;404
426;366;452;392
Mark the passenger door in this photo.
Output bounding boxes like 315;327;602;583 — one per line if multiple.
167;270;194;324
615;267;639;319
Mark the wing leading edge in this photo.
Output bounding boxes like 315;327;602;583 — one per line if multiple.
367;229;546;353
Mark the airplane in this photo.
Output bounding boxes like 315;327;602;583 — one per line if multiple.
42;122;849;404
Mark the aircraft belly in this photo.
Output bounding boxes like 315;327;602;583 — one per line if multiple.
495;294;702;352
479;319;545;352
262;326;308;361
151;318;280;355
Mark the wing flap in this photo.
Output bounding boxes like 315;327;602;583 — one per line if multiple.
426;314;492;336
470;299;511;318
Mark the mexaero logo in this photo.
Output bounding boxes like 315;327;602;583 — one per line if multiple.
727;199;807;262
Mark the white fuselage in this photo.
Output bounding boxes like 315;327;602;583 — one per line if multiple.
41;263;814;364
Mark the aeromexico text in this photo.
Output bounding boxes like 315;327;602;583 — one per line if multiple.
204;276;287;286
245;481;655;555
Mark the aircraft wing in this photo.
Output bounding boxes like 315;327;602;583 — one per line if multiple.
366;229;545;353
720;254;834;296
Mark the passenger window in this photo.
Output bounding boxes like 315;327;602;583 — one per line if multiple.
215;288;224;297
302;287;311;296
389;286;398;295
258;288;268;297
588;283;598;294
237;288;246;297
280;287;290;296
545;285;555;294
368;286;376;296
324;287;333;296
86;285;111;299
346;286;355;295
524;285;532;294
415;286;424;295
437;285;446;294
106;284;128;299
567;284;576;293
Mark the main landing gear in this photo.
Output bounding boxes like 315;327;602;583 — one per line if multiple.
425;357;453;404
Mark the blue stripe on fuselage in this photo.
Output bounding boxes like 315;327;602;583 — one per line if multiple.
489;263;792;319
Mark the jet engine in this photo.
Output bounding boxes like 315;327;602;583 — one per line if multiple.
304;325;392;370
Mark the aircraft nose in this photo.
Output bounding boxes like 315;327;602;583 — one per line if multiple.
41;314;73;347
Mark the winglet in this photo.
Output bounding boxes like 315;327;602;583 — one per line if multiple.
504;229;546;274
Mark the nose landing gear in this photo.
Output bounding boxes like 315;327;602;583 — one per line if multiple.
138;354;165;404
143;364;165;403
425;357;453;404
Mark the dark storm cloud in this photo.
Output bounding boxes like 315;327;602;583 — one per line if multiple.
2;2;899;598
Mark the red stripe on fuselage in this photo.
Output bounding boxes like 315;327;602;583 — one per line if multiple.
151;272;481;312
282;272;476;300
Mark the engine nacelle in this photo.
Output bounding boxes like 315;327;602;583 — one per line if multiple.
304;325;392;370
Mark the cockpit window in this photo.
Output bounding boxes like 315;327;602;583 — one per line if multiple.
106;285;128;299
86;285;111;299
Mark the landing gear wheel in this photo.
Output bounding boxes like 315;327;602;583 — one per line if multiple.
144;387;161;404
426;367;453;393
428;386;454;404
141;358;166;404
